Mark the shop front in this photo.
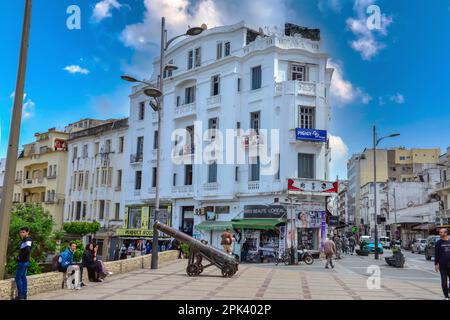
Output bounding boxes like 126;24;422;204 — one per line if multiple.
116;204;173;258
296;207;326;252
232;205;287;263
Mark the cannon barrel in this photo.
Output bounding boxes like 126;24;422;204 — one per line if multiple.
154;221;238;266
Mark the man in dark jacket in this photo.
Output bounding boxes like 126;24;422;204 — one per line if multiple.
435;228;450;300
15;227;32;300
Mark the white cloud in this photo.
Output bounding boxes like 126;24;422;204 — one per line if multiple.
390;93;405;104
318;0;342;13
64;65;90;75
92;0;122;23
9;92;27;100
346;0;393;60
120;0;293;52
329;134;349;179
9;92;34;119
328;59;371;106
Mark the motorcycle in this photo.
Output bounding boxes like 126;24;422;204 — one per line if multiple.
297;248;314;265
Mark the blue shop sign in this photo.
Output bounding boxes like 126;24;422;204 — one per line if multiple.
295;128;327;142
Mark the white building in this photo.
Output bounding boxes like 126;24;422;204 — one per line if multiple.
0;158;5;203
122;21;334;260
64;118;128;260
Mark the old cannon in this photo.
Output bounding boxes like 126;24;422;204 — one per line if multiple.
154;221;239;278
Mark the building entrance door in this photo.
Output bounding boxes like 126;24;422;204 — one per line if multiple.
181;206;194;236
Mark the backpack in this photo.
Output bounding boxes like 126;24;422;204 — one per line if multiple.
52;254;61;271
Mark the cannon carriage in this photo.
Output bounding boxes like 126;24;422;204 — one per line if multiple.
154;221;239;277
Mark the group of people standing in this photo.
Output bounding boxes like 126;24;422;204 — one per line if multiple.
323;234;357;269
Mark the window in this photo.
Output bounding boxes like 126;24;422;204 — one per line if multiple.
208;162;217;183
135;171;142;190
249;157;260;181
136;136;144;156
82;145;88;158
208;118;218;139
185;86;195;104
298;153;315;179
99;200;105;220
251;65;262;90
95;142;100;154
176;96;181;107
173;173;177;186
73;172;77;190
185;165;193;185
211;75;220;96
118;136;124;153
399;156;406;160
291;64;306;81
138;102;145;120
299;106;315;129
101;168;107;186
105;139;111;153
237;78;242;92
85;171;89;189
187;50;193;70
152;167;157;188
72;147;78;161
153;131;159;149
96;168;100;186
82;202;87;219
128;208;141;229
194;47;201;67
235;166;239;181
78;172;84;190
76;202;81;220
216;42;223;60
224;42;231;56
107;167;112;187
165;59;174;77
275;154;280;180
115;203;120;220
117;170;122;188
250;111;260;133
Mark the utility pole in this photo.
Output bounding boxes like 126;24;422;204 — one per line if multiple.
0;0;32;279
373;126;380;260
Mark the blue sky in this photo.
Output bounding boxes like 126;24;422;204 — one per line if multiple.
1;0;450;179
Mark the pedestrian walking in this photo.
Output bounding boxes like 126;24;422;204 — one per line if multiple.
324;236;336;269
14;227;33;300
434;227;450;300
334;235;342;259
221;228;233;254
343;236;349;254
348;236;356;255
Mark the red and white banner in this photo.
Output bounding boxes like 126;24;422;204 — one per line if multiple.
54;139;67;151
288;178;338;193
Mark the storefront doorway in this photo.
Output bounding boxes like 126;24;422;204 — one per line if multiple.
181;206;194;236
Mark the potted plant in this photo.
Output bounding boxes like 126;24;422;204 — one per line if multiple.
356;240;370;256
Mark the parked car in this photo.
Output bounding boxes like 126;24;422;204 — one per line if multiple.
367;241;384;254
379;236;391;249
424;235;440;260
360;235;373;242
411;239;427;254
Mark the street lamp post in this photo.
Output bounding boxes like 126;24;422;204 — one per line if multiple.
122;18;204;269
0;0;32;279
372;126;400;260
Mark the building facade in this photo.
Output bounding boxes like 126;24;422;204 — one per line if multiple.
122;21;335;260
388;147;440;182
0;158;5;203
434;147;450;228
64;118;128;260
13;129;69;228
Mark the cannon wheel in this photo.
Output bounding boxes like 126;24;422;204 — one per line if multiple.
196;264;204;274
187;264;199;277
221;265;235;278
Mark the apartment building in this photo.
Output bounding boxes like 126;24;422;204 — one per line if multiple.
13;129;69;228
434;147;450;227
388;147;440;182
64;118;128;260
122;21;335;258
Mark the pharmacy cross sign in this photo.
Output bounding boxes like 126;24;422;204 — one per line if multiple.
287;178;338;193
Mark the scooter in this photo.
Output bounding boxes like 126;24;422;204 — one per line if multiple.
297;248;314;265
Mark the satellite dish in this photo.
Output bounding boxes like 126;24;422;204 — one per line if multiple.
201;23;208;30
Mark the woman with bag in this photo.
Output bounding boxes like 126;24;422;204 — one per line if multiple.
221;228;233;254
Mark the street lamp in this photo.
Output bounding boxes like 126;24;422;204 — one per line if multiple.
0;0;32;279
373;126;400;260
123;18;204;270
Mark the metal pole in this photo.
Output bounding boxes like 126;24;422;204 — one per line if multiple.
151;16;165;269
373;125;379;260
393;187;397;240
0;0;32;279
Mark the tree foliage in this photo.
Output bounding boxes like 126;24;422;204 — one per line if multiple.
63;221;101;236
6;204;63;275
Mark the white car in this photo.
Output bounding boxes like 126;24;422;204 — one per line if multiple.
379;236;391;249
411;239;426;254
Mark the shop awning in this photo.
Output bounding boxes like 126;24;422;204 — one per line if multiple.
231;218;286;230
413;223;436;231
195;221;233;231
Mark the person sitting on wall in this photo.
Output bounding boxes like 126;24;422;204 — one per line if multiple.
82;243;103;282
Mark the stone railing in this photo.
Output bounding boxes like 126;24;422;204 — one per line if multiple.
275;81;316;97
174;103;196;119
0;250;178;300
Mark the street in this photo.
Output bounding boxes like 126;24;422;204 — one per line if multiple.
30;250;444;300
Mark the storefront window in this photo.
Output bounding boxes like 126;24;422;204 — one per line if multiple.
298;228;319;250
128;208;141;229
241;229;281;263
149;209;169;227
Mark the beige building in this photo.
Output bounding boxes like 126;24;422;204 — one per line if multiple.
388;147;440;182
13;129;69;228
434;147;450;227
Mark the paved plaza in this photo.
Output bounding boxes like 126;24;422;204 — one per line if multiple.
30;251;444;300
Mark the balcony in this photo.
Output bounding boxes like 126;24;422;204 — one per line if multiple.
22;177;46;188
130;153;143;164
174;103;196;119
203;183;219;192
47;174;57;180
435;179;450;192
171;185;194;198
248;181;260;191
275;81;316;97
206;95;221;110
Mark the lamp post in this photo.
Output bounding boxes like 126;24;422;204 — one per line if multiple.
372;126;400;260
0;0;32;279
122;18;205;269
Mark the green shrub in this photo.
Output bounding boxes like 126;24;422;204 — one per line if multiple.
63;221;101;235
6;257;42;276
60;240;85;263
181;243;190;258
359;240;368;250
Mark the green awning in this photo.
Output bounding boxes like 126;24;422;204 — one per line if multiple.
195;221;233;231
231;218;286;230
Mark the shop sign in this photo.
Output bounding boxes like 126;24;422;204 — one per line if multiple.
215;206;230;214
288;178;338;193
295;128;327;142
328;216;339;227
206;211;216;221
297;211;323;228
243;205;287;219
116;228;171;238
54;139;68;151
296;202;325;211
